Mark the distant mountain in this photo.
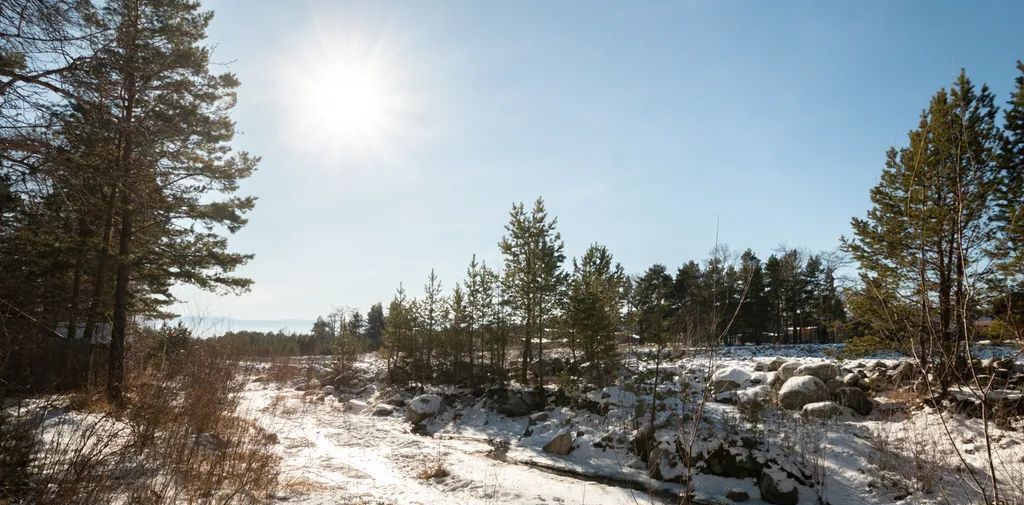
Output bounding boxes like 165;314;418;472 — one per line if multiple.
171;316;315;336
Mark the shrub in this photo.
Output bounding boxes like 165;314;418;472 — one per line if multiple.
840;335;892;360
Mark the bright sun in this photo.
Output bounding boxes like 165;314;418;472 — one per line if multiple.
279;33;407;159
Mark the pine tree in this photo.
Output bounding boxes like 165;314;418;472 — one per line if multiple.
69;0;258;401
845;70;1001;384
997;61;1024;282
365;302;385;350
499;197;566;386
566;244;625;384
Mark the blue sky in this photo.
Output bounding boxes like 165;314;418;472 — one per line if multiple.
172;0;1024;331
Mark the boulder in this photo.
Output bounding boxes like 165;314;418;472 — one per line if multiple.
842;372;863;387
346;399;369;413
498;394;534;417
405;394;443;424
712;367;752;393
736;385;773;409
794;362;839;381
778;376;829;410
801;401;852;419
648;446;677;479
776;362;801;382
529;411;550;423
321;385;336;395
759;468;798;505
825;379;845;393
371;404;394;416
704;446;761;478
766;357;788;372
713;391;737;404
725;488;750;502
542;430;574;455
832;386;873;415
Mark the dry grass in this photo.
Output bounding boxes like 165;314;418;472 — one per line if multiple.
0;331;281;504
415;458;449;480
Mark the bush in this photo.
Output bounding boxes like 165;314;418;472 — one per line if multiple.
840;335;893;360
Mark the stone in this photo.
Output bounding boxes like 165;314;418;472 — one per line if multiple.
776;361;801;382
736;385;773;408
825;379;845;393
725;488;750;502
347;399;369;413
405;393;443;424
832;386;873;415
648;447;677;479
371;404;394;416
498;395;533;417
842;372;862;387
778;376;829;410
542;430;574;455
530;411;550;423
759;468;798;505
766;357;788;372
321;385;336;395
712;367;752;393
704;446;761;478
794;362;839;381
801;401;852;419
713;391;737;404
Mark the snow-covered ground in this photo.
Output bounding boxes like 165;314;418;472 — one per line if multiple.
13;343;1022;504
243;383;660;504
239;343;1024;505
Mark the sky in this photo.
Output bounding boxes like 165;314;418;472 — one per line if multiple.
171;0;1024;333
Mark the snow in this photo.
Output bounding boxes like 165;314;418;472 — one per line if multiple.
15;342;1024;505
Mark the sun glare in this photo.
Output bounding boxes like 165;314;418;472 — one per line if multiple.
279;32;408;159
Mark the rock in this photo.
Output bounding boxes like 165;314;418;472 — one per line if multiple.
726;488;750;502
712;367;752;393
347;399;369;413
372;404;394;416
759;468;799;505
530;411;550;423
801;401;852;419
776;361;801;382
842;372;863;387
321;385;336;395
386;394;406;407
736;385;773;408
704;446;761;478
766;357;788;372
778;376;829;410
405;394;443;424
794;362;839;381
648;446;677;479
195;432;227;451
531;357;566;379
542;430;574;455
753;362;767;372
825;379;845;393
498;395;533;417
832;386;873;415
713;391;737;404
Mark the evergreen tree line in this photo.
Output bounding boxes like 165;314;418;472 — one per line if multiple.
1;0;255;400
844;65;1024;387
214;330;332;359
372;197;848;388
